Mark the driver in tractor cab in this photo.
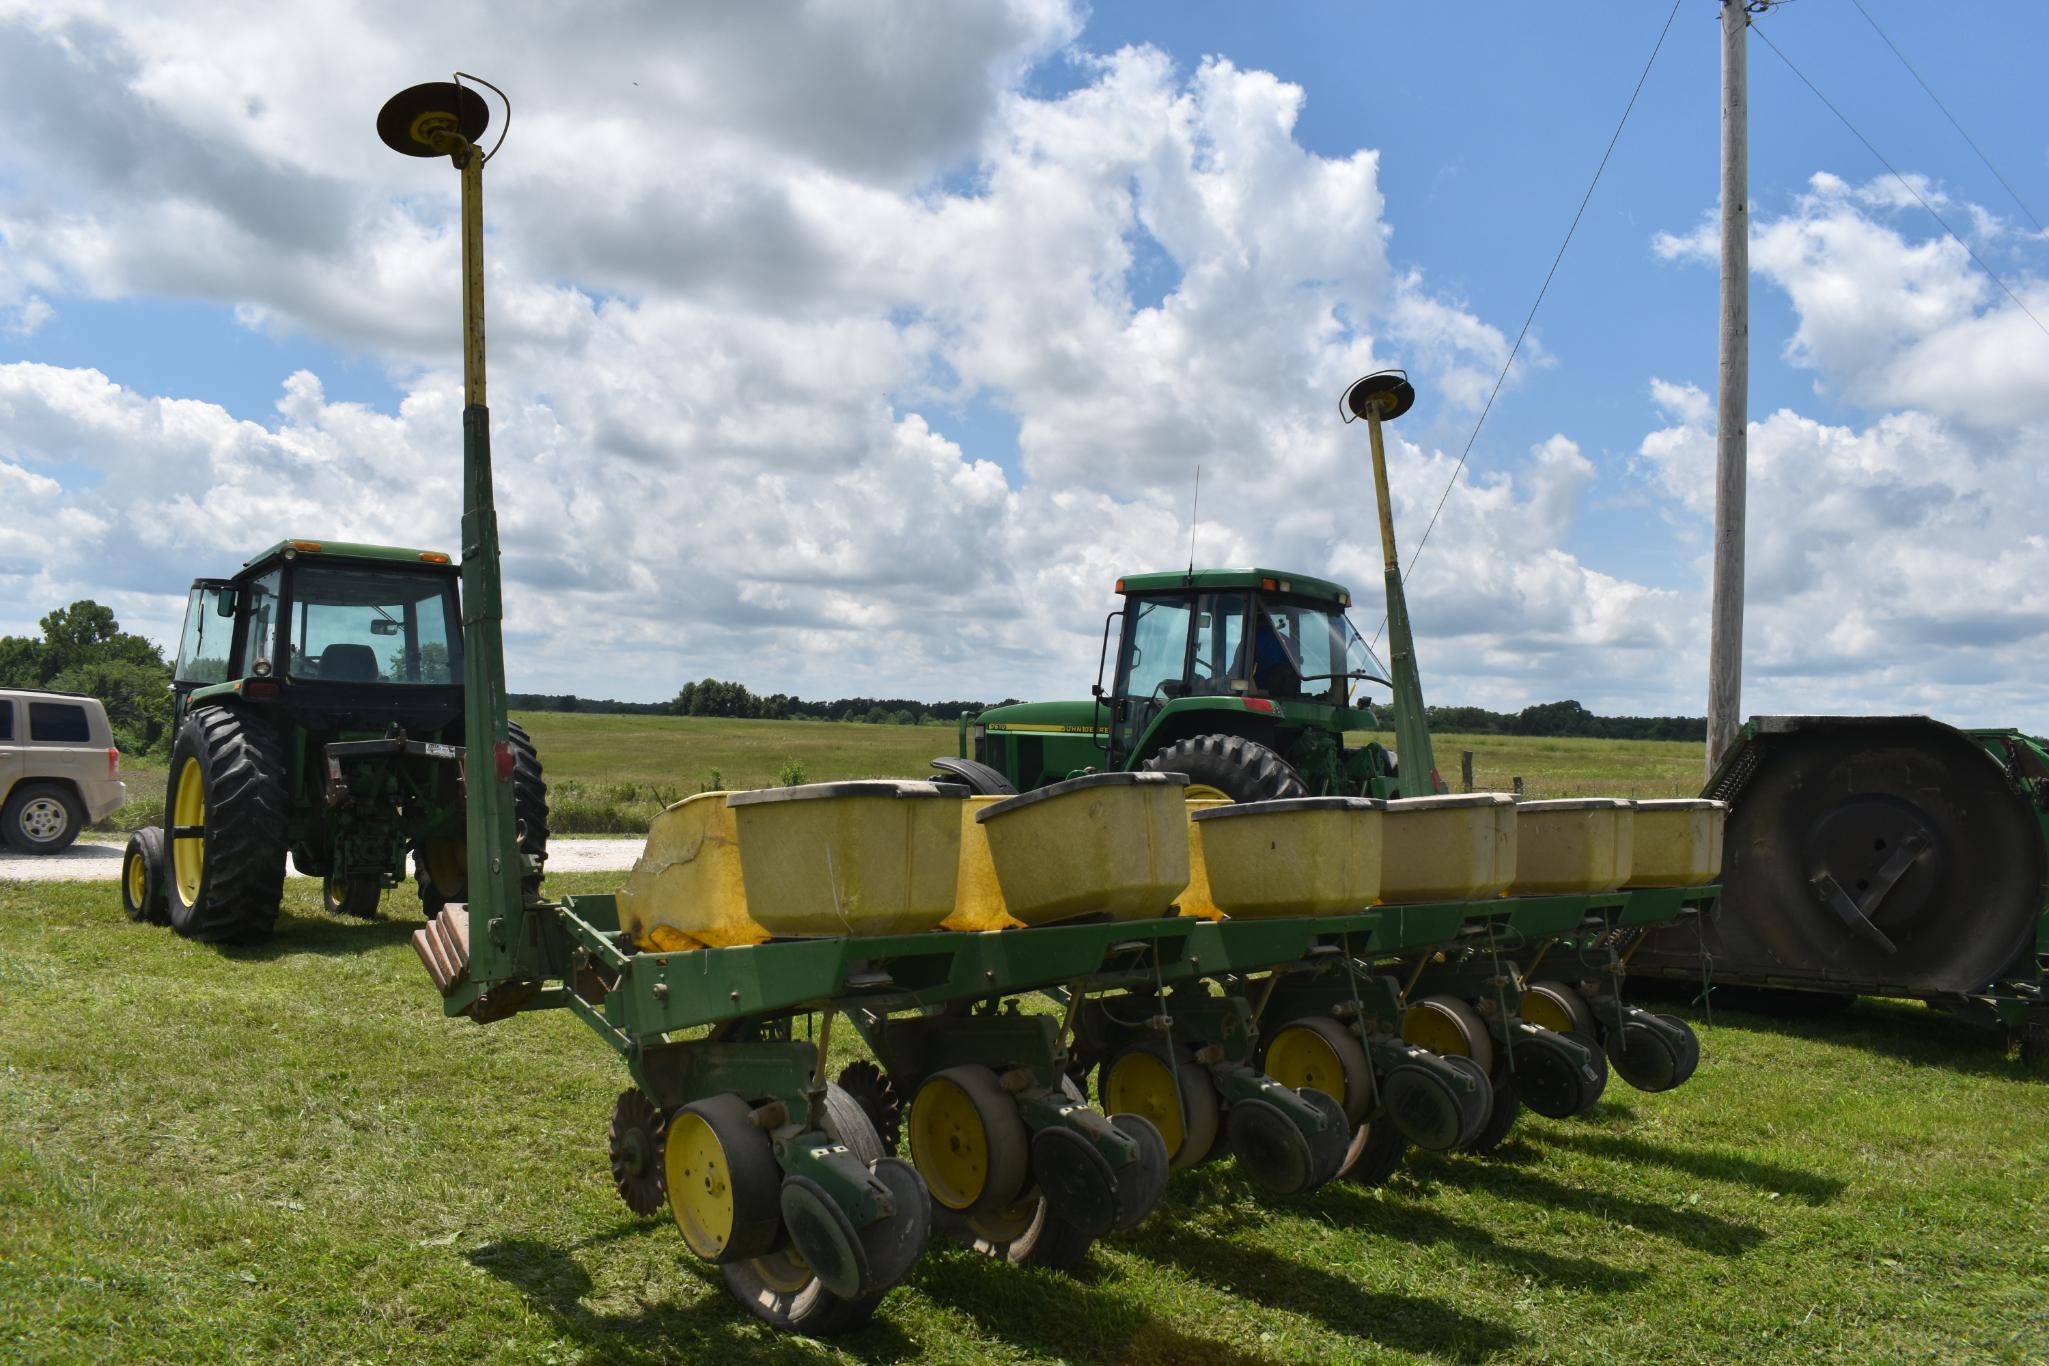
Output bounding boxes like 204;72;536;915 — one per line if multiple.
1252;611;1302;698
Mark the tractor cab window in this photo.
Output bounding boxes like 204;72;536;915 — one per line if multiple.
235;571;282;680
1251;597;1356;704
1116;597;1193;705
173;582;233;687
1189;593;1249;696
287;565;459;685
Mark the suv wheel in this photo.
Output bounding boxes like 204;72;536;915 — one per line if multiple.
3;782;84;853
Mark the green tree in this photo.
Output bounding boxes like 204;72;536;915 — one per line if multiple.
3;600;174;753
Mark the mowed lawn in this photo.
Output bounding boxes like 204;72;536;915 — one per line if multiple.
4;869;2046;1362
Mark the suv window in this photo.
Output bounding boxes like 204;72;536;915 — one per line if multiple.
0;699;11;741
29;702;91;743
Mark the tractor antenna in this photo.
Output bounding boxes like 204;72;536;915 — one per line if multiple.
1186;464;1201;579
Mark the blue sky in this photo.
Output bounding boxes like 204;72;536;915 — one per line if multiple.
2;2;2046;723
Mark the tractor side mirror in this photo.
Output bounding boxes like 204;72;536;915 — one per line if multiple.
215;589;239;617
370;620;400;636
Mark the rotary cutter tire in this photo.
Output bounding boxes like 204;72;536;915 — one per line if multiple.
1262;1016;1373;1125
608;1088;668;1217
1100;1041;1222;1171
665;1093;782;1264
908;1065;1030;1217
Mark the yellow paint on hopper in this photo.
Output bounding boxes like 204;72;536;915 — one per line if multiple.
1191;797;1384;917
617;791;764;950
1379;793;1518;902
1177;798;1231;920
1509;799;1634;895
942;796;1023;932
975;773;1191;925
1623;799;1727;887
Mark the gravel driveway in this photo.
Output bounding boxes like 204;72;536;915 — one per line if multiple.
0;837;646;883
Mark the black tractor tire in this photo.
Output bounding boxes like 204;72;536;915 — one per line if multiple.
164;706;289;944
3;781;84;853
1141;734;1310;803
323;876;382;918
410;720;550;918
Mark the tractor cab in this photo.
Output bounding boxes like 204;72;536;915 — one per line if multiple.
955;568;1420;803
172;538;465;734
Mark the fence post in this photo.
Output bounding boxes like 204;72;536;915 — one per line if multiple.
1512;775;1524;798
1460;750;1474;793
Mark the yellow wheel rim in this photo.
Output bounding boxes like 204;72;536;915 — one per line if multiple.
1521;988;1577;1034
125;851;146;906
172;758;206;908
664;1111;737;1259
1183;784;1232;802
908;1075;992;1211
1103;1050;1185;1159
744;1247;814;1294
1402;1003;1473;1059
1267;1026;1350;1102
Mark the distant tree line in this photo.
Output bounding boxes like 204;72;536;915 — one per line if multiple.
1413;699;1705;742
0;601;175;754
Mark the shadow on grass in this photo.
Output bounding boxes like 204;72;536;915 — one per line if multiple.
218;912;424;961
1634;986;2029;1079
1304;1178;1649;1295
468;1228;922;1363
1541;1129;1846;1205
1114;1213;1522;1362
915;1240;1295;1364
1405;1152;1765;1256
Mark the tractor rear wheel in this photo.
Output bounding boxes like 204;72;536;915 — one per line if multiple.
164;706;289;944
411;719;550;918
1142;734;1309;803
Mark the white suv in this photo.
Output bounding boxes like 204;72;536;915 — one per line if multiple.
0;688;128;853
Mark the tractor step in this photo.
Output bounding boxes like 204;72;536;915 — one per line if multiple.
411;907;536;1023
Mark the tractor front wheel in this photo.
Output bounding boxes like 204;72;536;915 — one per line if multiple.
1142;734;1309;803
164;706;289;944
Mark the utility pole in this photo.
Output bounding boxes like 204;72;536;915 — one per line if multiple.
1706;0;1751;777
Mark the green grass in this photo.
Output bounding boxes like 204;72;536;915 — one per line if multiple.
4;874;2045;1362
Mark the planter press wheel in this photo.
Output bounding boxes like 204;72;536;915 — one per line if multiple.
1340;1116;1411;1186
935;1077;1116;1271
907;1065;1031;1218
1402;994;1497;1076
723;1084;929;1336
1099;1041;1222;1170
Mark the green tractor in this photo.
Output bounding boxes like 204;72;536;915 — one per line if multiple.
942;568;1439;802
119;538;548;943
939;374;1447;805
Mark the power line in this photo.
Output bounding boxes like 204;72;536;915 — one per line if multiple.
1847;0;2044;236
1748;20;2049;343
1371;0;1685;648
